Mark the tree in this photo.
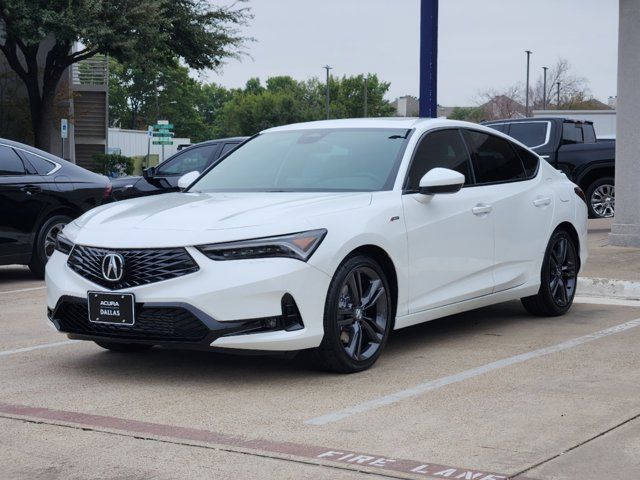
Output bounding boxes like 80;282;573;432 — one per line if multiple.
332;74;394;118
476;86;526;120
529;59;593;110
212;74;395;137
108;58;158;130
448;106;484;123
0;0;250;150
473;58;605;120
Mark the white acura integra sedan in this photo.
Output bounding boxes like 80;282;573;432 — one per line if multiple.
46;118;587;372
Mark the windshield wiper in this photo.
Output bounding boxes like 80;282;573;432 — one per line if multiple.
388;129;411;140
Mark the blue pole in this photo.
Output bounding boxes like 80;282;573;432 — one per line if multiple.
419;0;439;118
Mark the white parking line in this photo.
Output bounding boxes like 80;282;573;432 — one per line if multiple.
0;286;46;295
574;296;640;307
0;340;78;357
305;316;640;426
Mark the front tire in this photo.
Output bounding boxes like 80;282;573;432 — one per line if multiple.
312;255;393;373
521;229;578;316
29;214;73;278
94;341;154;353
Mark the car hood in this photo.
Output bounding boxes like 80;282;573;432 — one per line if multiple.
68;191;372;248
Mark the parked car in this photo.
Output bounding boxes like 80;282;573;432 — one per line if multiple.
109;137;248;201
0;138;111;277
483;117;615;218
47;118;587;373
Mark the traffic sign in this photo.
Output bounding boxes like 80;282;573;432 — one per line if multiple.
61;119;68;139
150;120;173;146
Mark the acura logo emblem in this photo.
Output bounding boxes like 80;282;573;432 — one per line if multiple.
101;253;125;282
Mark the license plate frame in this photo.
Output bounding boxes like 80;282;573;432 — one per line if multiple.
88;291;135;326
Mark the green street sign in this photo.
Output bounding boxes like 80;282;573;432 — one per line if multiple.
153;123;173;129
152;132;173;137
153;140;173;145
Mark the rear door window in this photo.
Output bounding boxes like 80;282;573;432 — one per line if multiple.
462;130;526;184
506;122;548;148
562;123;581;144
22;151;57;175
0;146;26;176
512;145;540;178
581;125;596;143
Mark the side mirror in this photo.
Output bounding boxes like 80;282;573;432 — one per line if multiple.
177;171;200;190
143;166;155;180
418;168;465;196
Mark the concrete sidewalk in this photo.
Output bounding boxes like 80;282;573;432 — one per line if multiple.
578;218;640;299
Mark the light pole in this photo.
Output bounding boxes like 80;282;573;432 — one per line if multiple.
419;0;439;117
525;50;532;117
556;81;561;109
364;75;369;117
542;66;548;110
323;65;332;119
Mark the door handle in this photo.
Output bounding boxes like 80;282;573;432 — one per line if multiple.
472;204;493;215
533;197;551;207
20;185;42;195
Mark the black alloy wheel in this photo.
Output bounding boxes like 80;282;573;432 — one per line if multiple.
312;255;393;373
337;266;389;362
521;229;578;316
548;234;578;308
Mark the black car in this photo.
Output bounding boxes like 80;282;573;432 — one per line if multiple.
0;138;111;277
483;118;616;218
110;137;247;201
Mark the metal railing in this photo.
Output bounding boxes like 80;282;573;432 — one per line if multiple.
72;55;108;86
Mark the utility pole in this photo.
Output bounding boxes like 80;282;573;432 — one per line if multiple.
323;65;332;119
364;75;369;117
556;82;561;109
525;50;532;117
542;66;548;110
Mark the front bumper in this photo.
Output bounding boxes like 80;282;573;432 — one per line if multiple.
45;247;331;351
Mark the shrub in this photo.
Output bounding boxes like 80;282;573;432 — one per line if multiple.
92;153;134;177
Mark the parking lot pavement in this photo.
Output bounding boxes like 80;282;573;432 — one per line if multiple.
0;265;639;479
582;218;640;283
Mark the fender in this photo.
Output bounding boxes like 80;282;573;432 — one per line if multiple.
574;160;615;186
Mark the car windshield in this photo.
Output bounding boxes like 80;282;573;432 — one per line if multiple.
188;128;410;192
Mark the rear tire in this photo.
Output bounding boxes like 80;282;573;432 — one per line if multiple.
94;341;154;353
585;177;615;219
521;229;578;317
311;255;393;373
29;214;73;278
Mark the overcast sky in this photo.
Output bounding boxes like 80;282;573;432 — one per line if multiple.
205;0;619;106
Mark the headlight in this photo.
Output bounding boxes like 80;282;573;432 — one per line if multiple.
196;229;327;262
55;233;74;255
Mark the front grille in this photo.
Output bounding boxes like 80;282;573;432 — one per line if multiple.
54;301;209;342
67;245;199;290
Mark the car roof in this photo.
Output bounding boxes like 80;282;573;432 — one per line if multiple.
484;117;594;125
193;136;249;146
262;117;486;133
